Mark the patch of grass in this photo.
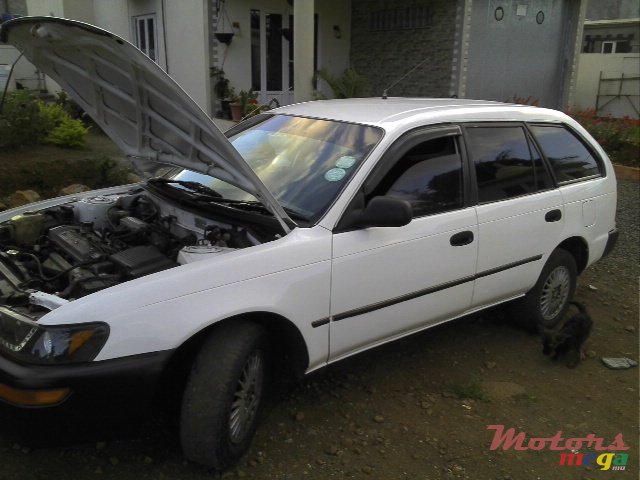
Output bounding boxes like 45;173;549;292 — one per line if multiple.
513;392;538;404
450;377;491;402
79;155;132;188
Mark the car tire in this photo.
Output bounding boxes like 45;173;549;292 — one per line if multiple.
512;249;577;332
180;321;270;470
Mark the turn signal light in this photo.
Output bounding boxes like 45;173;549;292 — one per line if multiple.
0;383;70;406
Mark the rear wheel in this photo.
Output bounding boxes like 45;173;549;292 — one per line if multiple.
180;321;270;470
512;249;577;331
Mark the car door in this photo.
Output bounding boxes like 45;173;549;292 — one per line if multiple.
462;123;564;308
328;126;478;362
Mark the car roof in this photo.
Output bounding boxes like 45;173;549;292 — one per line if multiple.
272;98;569;130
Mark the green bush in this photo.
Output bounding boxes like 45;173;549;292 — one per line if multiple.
55;91;86;120
0;91;48;148
45;116;90;149
314;67;371;99
0;91;91;149
567;109;640;167
39;102;69;132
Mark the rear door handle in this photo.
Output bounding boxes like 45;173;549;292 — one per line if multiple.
545;209;562;222
450;230;474;246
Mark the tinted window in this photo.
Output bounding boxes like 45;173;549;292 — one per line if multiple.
381;136;463;217
529;125;601;182
466;127;541;203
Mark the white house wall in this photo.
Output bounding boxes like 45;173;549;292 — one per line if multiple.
573;52;640;117
92;0;130;40
26;0;95;20
101;0;211;115
315;0;351;97
61;0;93;23
25;0;63;16
163;0;211;114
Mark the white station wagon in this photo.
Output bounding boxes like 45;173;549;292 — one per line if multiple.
0;18;617;469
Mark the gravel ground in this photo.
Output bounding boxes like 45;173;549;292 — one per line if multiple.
592;179;640;283
0;180;638;480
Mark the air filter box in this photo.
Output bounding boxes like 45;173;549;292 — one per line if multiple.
110;246;175;278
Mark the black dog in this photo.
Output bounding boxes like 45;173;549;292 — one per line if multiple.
542;302;592;368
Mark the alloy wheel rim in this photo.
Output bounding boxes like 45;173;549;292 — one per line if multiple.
539;266;570;321
229;351;264;444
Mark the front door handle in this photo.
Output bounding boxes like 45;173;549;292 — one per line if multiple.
450;230;474;246
545;209;562;222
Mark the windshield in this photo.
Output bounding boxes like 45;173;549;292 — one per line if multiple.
168;115;382;223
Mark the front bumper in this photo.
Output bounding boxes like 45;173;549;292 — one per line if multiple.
0;350;172;443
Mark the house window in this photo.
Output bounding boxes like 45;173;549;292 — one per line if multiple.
134;14;158;62
601;41;616;53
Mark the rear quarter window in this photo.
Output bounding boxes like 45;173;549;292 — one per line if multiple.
529;125;602;183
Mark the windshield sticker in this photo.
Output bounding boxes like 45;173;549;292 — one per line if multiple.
336;156;357;169
325;168;347;182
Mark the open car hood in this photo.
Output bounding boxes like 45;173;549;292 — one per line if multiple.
0;17;293;232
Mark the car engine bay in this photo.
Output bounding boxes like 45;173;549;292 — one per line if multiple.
0;190;265;315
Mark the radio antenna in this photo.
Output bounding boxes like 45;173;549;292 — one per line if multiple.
382;56;430;99
0;52;24;113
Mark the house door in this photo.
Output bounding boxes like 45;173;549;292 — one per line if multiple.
251;10;293;106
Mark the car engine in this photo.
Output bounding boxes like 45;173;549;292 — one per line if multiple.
0;191;260;311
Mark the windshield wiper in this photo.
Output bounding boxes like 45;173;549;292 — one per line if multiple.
148;178;223;198
198;198;309;223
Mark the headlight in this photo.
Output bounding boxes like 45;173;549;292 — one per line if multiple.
0;306;109;364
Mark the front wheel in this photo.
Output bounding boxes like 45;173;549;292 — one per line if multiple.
512;249;577;331
180;321;270;470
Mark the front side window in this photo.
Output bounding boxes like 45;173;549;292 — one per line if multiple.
377;136;463;217
169;115;382;223
529;125;601;183
466;126;544;203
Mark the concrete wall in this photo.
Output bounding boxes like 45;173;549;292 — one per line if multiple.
573;53;640;117
350;0;458;98
586;0;639;20
465;0;584;109
1;0;27;15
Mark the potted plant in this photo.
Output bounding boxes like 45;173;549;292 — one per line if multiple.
230;89;259;122
211;68;234;119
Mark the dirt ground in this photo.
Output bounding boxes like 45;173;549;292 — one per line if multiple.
0;137;637;480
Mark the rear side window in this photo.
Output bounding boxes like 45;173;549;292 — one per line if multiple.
529;125;601;182
465;126;550;203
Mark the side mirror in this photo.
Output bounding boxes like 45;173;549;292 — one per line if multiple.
348;196;412;229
